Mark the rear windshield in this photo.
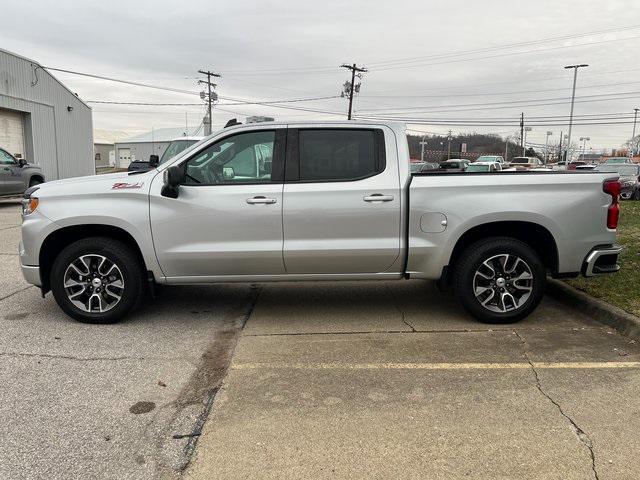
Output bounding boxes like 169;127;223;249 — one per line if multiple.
440;162;461;169
511;157;529;164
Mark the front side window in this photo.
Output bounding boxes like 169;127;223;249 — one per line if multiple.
184;131;275;185
298;129;381;182
0;149;15;165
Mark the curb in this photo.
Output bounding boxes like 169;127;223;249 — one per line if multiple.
546;278;640;339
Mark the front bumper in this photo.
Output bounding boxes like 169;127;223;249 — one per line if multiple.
582;244;622;277
19;241;42;287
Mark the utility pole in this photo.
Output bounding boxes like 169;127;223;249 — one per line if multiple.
198;69;221;135
447;130;452;160
632;107;639;156
504;136;510;162
564;64;588;165
520;113;525;156
340;63;367;120
545;131;553;164
557;130;563;164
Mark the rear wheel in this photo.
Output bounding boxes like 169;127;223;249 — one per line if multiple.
50;237;144;323
454;237;546;324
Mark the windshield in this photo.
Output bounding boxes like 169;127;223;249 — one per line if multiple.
511;157;529;164
466;164;490;172
477;156;497;162
159;139;200;164
595;164;640;176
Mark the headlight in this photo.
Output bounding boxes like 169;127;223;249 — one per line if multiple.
21;186;40;216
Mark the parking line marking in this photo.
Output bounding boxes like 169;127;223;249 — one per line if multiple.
232;361;640;371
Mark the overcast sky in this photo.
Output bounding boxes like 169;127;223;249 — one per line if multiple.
2;0;640;150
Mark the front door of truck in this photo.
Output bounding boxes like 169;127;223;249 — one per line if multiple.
149;128;287;279
282;127;401;274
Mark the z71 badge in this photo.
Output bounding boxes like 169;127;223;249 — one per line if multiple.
111;182;144;190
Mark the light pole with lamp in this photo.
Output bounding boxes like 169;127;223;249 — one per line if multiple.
564;64;589;167
579;137;590;161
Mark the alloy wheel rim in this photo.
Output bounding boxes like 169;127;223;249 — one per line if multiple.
63;254;125;313
472;253;533;313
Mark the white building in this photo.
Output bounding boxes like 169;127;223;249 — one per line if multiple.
0;48;94;180
114;127;199;168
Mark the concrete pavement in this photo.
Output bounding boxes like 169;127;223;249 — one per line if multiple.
0;201;257;479
186;282;640;480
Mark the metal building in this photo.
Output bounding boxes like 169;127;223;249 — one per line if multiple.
114;127;198;168
0;48;93;181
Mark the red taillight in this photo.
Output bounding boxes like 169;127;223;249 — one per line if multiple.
603;179;621;230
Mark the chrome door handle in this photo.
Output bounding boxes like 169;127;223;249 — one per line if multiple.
363;194;394;202
246;196;277;205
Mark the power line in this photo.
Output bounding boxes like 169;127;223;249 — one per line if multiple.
366;25;640;68
370;34;640;72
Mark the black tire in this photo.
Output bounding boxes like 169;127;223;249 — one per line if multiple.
453;237;546;324
634;189;640;201
50;237;145;324
29;177;43;187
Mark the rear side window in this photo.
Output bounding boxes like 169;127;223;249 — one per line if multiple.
297;129;383;182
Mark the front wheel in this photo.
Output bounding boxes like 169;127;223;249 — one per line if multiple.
50;237;144;323
453;237;546;324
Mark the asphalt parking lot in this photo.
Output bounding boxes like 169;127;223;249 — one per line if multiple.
2;199;640;479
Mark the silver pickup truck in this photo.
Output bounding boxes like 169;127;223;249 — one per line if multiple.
19;121;622;324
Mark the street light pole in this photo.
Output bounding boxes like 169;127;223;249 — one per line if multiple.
524;126;532;155
420;134;428;163
564;64;588;166
632;108;639;156
579;137;590;161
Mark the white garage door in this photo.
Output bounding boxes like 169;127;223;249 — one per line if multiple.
0;108;25;159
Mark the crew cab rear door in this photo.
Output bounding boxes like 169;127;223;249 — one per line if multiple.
282;126;401;274
149;127;287;278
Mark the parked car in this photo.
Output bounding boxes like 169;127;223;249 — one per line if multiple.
510;157;543;169
604;157;632;165
418;162;439;172
20;121;622;325
439;159;469;171
567;161;587;170
476;155;506;165
595;164;640;200
576;164;597;171
466;161;502;172
0;147;45;197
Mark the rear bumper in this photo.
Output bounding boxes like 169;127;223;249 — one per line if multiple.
582;244;622;277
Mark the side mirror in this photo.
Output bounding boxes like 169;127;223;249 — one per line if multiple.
18;158;27;168
149;154;159;168
222;166;235;180
161;165;185;198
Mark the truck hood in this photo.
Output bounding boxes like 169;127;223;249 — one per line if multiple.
33;171;156;197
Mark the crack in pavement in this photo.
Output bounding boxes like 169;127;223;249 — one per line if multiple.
385;285;416;332
514;330;600;480
0;286;33;302
0;351;199;363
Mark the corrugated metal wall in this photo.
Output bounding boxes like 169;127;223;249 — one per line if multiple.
0;49;93;181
